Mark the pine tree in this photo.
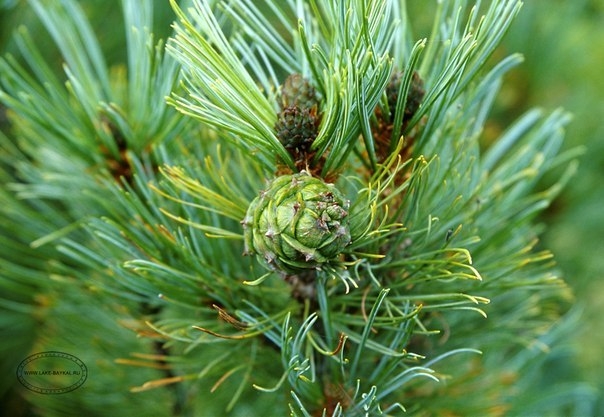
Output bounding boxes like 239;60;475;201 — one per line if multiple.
0;0;588;415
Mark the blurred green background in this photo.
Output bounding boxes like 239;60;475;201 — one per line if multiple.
1;0;602;414
503;1;604;407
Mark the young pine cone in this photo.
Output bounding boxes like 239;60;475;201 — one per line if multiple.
274;106;320;153
242;173;351;275
280;73;319;110
385;70;425;124
373;70;426;162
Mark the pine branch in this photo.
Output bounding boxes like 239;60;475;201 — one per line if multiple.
0;0;583;415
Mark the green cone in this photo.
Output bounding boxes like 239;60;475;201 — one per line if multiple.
280;74;319;110
242;173;351;274
274;106;320;152
386;70;425;123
